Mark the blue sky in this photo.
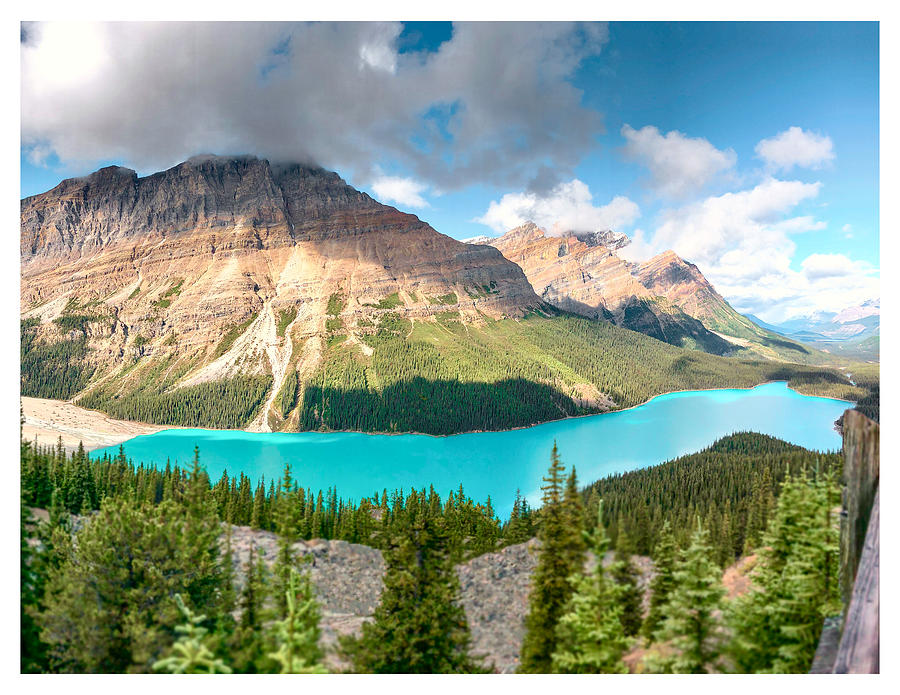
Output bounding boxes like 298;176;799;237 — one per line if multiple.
20;21;879;321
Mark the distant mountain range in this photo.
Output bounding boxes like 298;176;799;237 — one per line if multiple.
745;299;879;361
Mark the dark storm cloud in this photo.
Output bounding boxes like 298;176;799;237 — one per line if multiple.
21;21;608;189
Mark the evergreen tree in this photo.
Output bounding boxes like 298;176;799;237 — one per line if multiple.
265;568;327;673
37;495;226;672
503;489;535;545
551;503;629;673
20;499;48;673
272;463;300;617
153;594;232;674
644;521;725;674
611;547;643;638
642;520;677;639
181;448;224;614
519;443;585;673
727;469;840;673
228;541;271;673
562;467;587;568
341;514;482;673
220;523;237;625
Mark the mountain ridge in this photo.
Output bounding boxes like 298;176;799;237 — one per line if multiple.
21;156;863;433
476;222;829;362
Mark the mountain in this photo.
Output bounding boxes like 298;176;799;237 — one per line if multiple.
21;155;542;427
484;223;734;354
21;156;859;434
745;300;880;362
478;222;823;363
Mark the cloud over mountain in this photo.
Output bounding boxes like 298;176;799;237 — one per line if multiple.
476;180;640;236
21;21;609;193
623;177;877;322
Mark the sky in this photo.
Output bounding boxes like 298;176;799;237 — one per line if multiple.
20;21;879;323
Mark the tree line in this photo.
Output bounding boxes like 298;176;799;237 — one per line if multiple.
295;311;869;435
22;425;843;673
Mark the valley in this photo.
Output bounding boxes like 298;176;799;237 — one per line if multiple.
20;156;873;437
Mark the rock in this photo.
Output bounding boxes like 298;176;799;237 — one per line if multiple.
485;222;733;355
21;156;542;418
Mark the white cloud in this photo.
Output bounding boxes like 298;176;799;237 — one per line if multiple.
476;179;640;235
630;178;877;322
843;223;854;239
801;253;870;281
755;127;835;172
650;178;822;271
21;21;609;192
370;175;430;208
772;216;827;234
620;124;736;198
616;229;655;263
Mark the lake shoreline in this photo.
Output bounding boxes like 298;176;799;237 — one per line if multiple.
86;380;852;516
23;380;855;452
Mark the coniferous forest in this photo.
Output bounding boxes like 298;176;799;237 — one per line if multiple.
21;312;876;434
21;425;846;674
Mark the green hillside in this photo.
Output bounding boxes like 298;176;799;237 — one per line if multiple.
295;310;865;435
22;308;869;434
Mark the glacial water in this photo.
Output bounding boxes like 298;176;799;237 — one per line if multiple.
91;382;850;517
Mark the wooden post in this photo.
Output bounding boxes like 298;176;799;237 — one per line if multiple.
839;409;879;609
833;490;879;673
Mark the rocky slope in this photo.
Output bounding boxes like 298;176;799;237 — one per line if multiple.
482;223;733;354
21;156;542;427
227;528;652;673
478;222;825;362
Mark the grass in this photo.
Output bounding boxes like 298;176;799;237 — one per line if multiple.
377;292;403;310
276;307;298;337
327;292;346;317
213;312;259;358
428;293;458;306
151;280;184;309
163;280;183;298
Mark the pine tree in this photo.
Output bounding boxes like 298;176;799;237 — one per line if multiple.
727;469;840;673
37;493;227;672
181;447;224;615
265;568;326;673
21;498;48;673
228;541;271;673
519;443;585;673
644;520;725;674
341;514;482;673
562;467;587;568
611;547;643;637
551;503;629;673
504;489;535;545
272;462;300;617
642;520;677;639
152;594;232;674
220;523;237;623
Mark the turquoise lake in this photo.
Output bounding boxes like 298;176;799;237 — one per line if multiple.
91;381;850;517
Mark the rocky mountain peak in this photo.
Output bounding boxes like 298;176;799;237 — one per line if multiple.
21;155;543;427
573;229;631;250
